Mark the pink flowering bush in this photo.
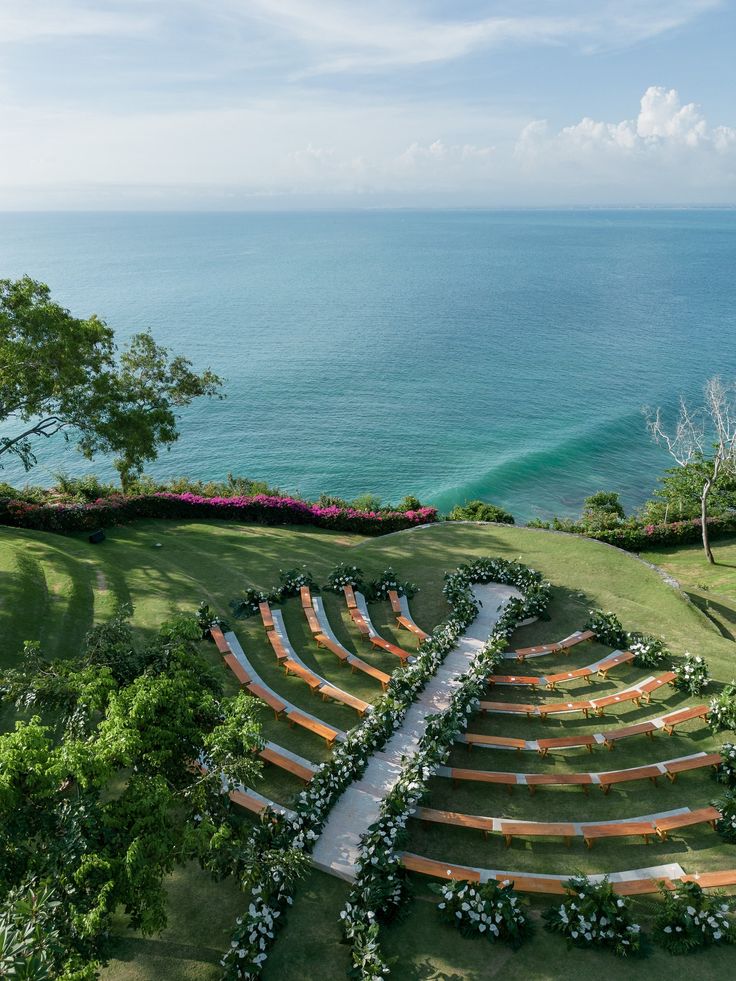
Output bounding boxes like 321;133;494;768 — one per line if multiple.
0;492;437;537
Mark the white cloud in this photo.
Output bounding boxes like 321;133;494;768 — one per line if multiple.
0;1;153;43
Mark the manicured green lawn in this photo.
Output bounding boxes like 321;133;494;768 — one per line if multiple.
2;519;736;980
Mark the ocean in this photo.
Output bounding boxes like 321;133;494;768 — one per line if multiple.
1;209;734;522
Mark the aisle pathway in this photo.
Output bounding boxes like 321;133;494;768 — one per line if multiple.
311;584;521;882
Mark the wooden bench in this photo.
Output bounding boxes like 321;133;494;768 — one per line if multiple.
304;605;322;635
664;752;721;781
465;733;526;751
683;870;736;889
267;631;289;662
228;788;269;816
413;806;495;838
493;873;567;895
210;624;231;654
343;584;358;608
655;806;720;840
396;615;429;640
259;601;274;630
661;704;709;735
488;673;540;687
602;720;657;748
319;684;370;716
348;655;391;690
399;852;481;882
591;688;642;715
525;772;594;794
515;630;595;662
259;745;314;783
315;633;350;662
501;821;576;847
558;629;595;650
544;667;594;689
596;650;634;679
349;607;371;636
539;699;595;720
449;768;519;790
300;585;313;608
223;652;251;686
583;821;656;848
479;700;536;716
387;589;403;614
537;734;595;756
597;764;662;793
283;658;324;693
370;635;412;661
638;671;677;703
246;682;286;719
286;709;340;746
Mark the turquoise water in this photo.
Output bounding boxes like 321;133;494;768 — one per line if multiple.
1;210;734;521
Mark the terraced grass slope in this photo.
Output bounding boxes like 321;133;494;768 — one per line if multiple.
1;520;735;980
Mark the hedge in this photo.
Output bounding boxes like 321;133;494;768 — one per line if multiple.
0;492;438;537
586;513;736;551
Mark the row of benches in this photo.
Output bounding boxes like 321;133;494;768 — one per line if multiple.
462;703;709;754
399;852;736;895
442;750;721;794
489;649;634;689
211;624;344;746
413;803;721;847
479;671;677;719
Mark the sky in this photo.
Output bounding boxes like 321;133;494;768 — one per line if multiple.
0;0;735;209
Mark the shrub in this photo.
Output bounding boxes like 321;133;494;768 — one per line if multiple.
448;500;515;524
277;566;315;598
543;876;642;956
629;633;669;668
585;610;627;649
367;567;418;602
652;881;736;953
433;879;529;948
672;653;710;695
229;587;274;620
195;602;229;635
581;491;625;530
708;683;736;732
323;563;365;593
714;788;736;842
717;742;736;786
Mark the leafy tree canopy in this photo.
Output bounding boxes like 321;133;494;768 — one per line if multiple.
448;499;515;524
640;458;736;523
0;608;263;979
0;277;222;487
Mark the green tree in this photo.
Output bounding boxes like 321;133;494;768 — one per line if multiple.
580;491;625;530
0;609;263;978
0;277;222;488
640;460;736;524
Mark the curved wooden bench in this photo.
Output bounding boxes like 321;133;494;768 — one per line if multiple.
394;593;429;640
210;624;232;654
583;821;656;847
537;734;596;756
638;671;677;702
247;682;287;720
514;629;595;662
479;700;536;716
319;684;371;717
465;733;526;751
399;852;480;883
665;752;721;781
283;658;324;693
387;589;403;614
598;764;661;793
526;772;595;793
267;630;289;662
315;632;350;662
343;584;358;609
487;673;540;687
661;704;709;734
224;652;251;686
300;585;313;608
449;768;519;790
304;605;322;635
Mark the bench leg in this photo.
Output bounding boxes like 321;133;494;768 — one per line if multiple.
504;834;512;847
584;837;592;849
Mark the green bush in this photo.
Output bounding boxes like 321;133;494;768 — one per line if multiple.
448;500;514;524
581;491;625;530
543;876;642;957
652;881;736;953
433;879;529;947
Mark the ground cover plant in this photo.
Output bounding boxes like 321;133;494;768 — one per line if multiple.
1;520;736;980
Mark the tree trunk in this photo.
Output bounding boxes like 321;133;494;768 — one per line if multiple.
701;479;714;564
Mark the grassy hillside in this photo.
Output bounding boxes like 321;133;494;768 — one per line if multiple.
1;520;734;980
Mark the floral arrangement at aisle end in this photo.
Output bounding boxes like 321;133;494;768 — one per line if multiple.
713;787;736;842
323;562;366;593
708;683;736;733
340;557;551;976
716;742;736;786
196;601;230;636
219;555;549;979
276;566;315;597
229;587;277;620
366;567;419;602
542;875;643;957
432;879;529;948
585;609;674;668
672;653;710;695
651;881;736;953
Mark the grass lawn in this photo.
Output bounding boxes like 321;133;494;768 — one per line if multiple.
2;519;736;980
